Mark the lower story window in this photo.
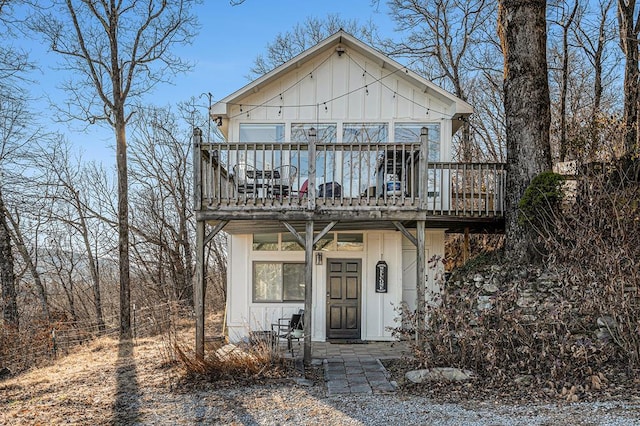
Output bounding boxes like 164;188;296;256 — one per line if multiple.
253;262;305;302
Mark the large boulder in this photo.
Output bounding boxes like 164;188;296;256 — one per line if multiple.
405;367;476;384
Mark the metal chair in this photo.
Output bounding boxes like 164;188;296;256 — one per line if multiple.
271;310;304;356
270;165;297;197
232;163;258;197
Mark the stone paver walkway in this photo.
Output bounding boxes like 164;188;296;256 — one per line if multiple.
311;341;407;395
324;358;396;395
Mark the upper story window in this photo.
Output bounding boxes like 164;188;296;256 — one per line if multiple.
290;124;337;182
343;123;388;144
394;123;441;161
239;123;284;142
291;123;337;143
238;124;285;169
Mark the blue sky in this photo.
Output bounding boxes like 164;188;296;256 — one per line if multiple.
171;1;394;106
24;1;396;164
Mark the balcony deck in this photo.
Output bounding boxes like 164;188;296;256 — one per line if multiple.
194;140;506;234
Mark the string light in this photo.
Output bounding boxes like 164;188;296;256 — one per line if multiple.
223;50;456;120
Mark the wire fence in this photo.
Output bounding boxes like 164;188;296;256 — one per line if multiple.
0;302;191;375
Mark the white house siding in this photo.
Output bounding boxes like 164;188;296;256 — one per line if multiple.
223;48;452;147
401;230;446;312
225;234;305;342
226;229;444;342
219;33;460;343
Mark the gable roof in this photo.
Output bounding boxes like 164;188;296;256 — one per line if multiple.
210;30;473;129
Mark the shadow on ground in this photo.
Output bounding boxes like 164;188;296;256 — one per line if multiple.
112;339;141;425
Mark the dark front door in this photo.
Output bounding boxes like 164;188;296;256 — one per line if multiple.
326;259;361;340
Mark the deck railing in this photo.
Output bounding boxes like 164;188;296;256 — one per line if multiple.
194;136;505;218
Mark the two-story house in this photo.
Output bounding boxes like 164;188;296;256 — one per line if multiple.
193;30;505;362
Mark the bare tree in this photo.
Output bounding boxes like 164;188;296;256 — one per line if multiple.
617;0;640;157
0;191;17;328
32;0;199;339
498;0;553;260
249;15;377;78
128;105;195;307
574;0;617;122
0;0;32;330
37;138;108;330
549;0;579;162
385;0;497;161
2;200;51;323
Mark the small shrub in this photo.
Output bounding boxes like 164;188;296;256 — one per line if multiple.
518;171;565;230
174;340;291;382
392;160;640;396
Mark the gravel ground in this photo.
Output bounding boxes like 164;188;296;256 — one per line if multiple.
162;385;640;425
2;336;640;425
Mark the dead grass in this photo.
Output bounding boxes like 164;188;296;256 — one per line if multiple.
0;312;300;425
2;322;640;425
174;340;292;383
0;336;156;425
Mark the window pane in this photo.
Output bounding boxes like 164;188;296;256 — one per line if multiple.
315;232;335;251
253;234;278;251
343;123;388;143
240;124;285;142
394;123;440;161
341;124;388;196
282;232;304;251
337;233;364;251
291;123;337;143
283;263;305;301
291;124;337;182
253;263;282;302
239;124;284;169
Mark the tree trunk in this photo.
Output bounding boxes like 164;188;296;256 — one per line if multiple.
77;208;105;332
618;0;640;157
116;113;132;339
0;191;18;329
499;0;553;261
559;1;578;162
590;7;606;158
4;213;50;323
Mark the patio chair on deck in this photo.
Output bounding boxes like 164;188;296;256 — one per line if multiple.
232;163;258;197
271;310;304;356
270;165;298;197
290;179;308;199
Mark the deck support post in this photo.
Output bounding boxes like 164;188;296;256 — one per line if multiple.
195;220;206;360
416;220;426;343
194;220;228;360
304;220;314;366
